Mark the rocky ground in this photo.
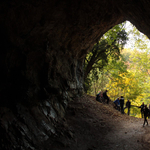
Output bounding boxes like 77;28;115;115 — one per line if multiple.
49;94;150;150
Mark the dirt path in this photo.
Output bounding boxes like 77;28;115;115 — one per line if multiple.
105;119;145;150
51;95;150;150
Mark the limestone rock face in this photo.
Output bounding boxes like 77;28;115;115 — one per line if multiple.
0;0;150;149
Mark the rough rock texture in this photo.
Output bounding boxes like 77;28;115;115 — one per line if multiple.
1;0;150;149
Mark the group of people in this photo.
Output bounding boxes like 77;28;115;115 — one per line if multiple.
96;90;110;104
96;91;130;115
96;90;150;127
113;96;131;115
114;98;150;127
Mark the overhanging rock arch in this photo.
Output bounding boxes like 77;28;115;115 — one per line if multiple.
1;0;150;149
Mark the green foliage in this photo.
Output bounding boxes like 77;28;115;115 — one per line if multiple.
129;49;150;105
84;22;128;94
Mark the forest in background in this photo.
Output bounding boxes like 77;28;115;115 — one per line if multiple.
84;21;150;118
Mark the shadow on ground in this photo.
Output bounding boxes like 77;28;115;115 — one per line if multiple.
49;95;150;150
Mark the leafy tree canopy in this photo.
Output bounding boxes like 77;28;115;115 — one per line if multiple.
84;22;128;93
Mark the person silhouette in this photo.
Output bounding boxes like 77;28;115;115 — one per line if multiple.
120;96;124;114
143;105;149;127
139;102;145;118
103;90;109;104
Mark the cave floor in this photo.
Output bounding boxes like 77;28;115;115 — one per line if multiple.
50;94;150;150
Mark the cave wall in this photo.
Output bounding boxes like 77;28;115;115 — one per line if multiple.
1;0;150;149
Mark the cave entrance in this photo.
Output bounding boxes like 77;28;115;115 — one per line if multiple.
84;21;150;118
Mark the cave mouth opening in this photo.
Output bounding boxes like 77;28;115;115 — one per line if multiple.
2;1;150;149
84;20;150;118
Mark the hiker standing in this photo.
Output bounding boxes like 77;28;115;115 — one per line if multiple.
139;102;145;118
125;99;131;115
103;90;109;104
119;96;124;114
143;105;149;127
